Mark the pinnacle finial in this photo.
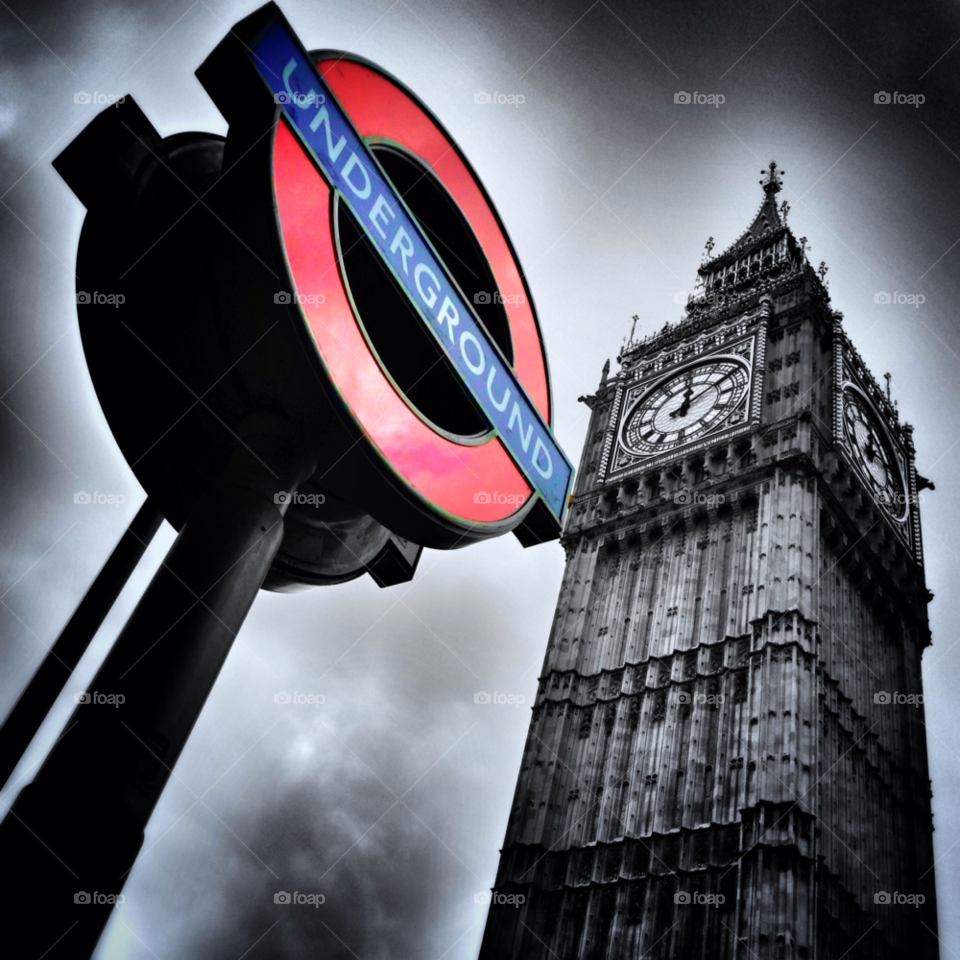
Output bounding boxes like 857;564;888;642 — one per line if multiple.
760;160;784;195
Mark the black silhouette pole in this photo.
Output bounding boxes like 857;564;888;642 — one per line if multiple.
0;417;316;959
0;498;163;792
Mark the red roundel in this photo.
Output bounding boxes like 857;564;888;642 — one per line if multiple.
270;56;551;528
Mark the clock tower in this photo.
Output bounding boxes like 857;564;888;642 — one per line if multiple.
480;163;939;959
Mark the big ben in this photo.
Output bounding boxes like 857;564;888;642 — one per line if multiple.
480;162;939;959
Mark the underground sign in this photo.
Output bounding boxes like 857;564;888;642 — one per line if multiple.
197;3;573;548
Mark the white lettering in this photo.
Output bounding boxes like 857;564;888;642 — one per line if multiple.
459;331;485;375
508;401;533;453
368;194;395;240
341;152;371;199
436;296;459;343
414;262;439;308
486;367;511;412
390;226;415;275
282;59;299;102
281;62;323;111
308;106;347;162
532;436;554;479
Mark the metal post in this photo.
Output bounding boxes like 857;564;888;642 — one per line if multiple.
0;498;163;792
0;415;315;959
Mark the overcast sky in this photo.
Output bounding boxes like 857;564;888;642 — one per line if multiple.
1;0;959;957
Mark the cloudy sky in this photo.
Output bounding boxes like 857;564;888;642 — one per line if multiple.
1;0;959;956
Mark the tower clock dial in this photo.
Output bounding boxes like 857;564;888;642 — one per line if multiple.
621;358;750;456
842;387;906;519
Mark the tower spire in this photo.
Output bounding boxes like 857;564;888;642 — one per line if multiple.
699;161;788;269
760;160;784;196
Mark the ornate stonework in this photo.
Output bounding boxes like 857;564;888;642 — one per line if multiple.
480;164;938;960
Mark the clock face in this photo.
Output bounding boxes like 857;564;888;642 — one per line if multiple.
621;358;750;456
842;388;906;519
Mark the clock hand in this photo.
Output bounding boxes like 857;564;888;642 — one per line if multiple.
669;384;695;418
683;370;735;413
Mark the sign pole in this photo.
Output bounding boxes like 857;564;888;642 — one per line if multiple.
0;498;163;792
0;415;316;960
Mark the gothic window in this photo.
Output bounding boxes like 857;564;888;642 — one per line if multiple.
616;780;630;837
591;786;604;840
